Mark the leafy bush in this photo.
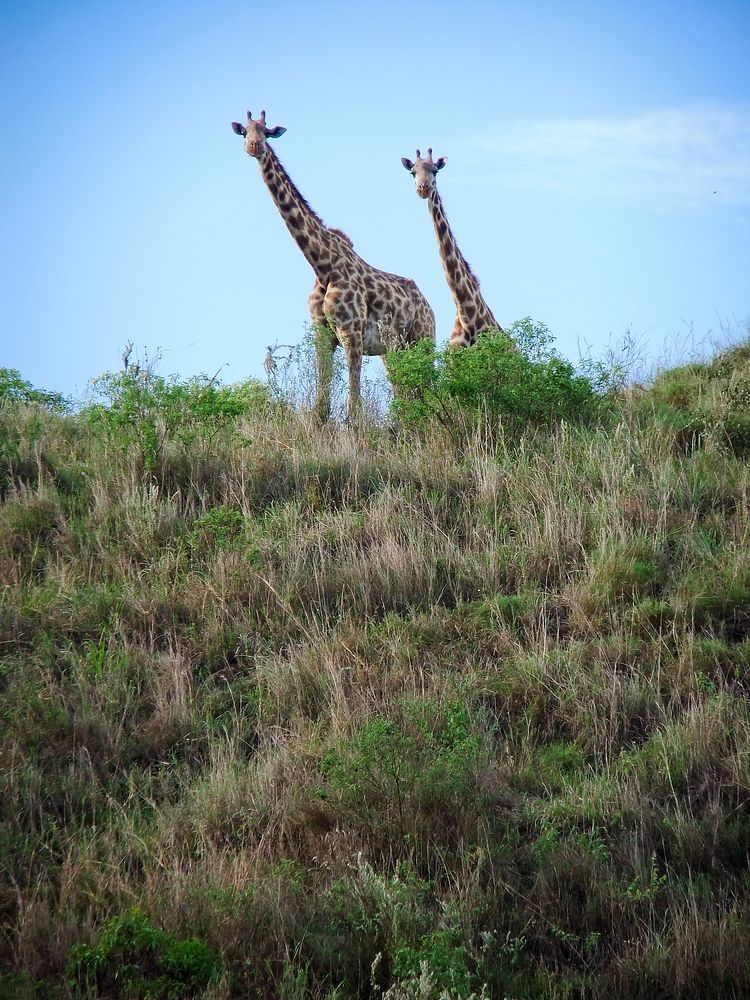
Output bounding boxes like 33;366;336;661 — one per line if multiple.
319;700;486;851
386;318;599;436
393;926;473;997
0;368;69;411
68;907;222;998
84;358;277;470
188;505;247;552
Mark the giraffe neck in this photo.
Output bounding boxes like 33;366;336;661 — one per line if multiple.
426;187;485;312
427;187;501;343
258;147;339;280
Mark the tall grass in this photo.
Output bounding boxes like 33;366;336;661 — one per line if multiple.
1;331;749;998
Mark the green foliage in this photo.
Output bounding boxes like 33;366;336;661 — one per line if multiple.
0;972;66;1000
319;701;485;845
0;368;69;411
393;926;473;997
188;505;247;553
0;371;73;495
387;319;599;435
622;858;669;903
68;907;222;999
311;857;436;992
520;741;587;796
85;358;275;470
635;340;750;455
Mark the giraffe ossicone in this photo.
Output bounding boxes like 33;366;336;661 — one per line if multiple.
402;148;504;349
231;109;436;421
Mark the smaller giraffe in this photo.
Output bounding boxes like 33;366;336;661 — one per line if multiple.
402;148;503;348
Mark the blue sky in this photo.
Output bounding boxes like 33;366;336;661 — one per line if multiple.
2;0;748;400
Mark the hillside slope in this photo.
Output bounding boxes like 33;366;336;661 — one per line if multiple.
1;344;750;999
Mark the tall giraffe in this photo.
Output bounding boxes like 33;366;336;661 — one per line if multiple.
232;111;435;420
401;149;503;348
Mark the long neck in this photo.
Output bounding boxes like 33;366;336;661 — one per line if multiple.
258;147;336;279
427;187;494;321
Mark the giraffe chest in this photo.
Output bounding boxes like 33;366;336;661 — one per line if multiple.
362;304;414;355
361;317;386;355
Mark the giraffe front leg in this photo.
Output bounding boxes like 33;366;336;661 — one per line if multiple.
324;288;366;423
314;325;337;423
348;346;363;423
336;326;363;423
309;283;337;423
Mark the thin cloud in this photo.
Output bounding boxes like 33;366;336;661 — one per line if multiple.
473;104;750;209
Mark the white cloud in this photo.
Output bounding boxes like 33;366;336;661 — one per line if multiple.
473;104;750;210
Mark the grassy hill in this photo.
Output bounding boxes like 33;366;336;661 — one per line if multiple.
1;332;750;999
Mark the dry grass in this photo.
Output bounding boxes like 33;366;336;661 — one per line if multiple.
1;342;750;998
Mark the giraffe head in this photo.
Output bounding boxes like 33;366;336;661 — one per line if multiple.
401;148;447;198
231;110;287;158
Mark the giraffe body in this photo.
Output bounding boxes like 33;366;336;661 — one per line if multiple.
402;149;503;349
232;112;435;419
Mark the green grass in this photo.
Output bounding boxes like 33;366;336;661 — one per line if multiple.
1;331;750;998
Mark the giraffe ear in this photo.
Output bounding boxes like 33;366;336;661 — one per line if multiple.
435;156;447;171
401;157;415;171
265;125;287;139
231;122;247;136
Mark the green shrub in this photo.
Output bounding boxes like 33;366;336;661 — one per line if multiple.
386;319;599;436
319;701;486;849
393;926;473;997
0;368;69;411
68;907;222;998
84;360;276;470
188;505;247;553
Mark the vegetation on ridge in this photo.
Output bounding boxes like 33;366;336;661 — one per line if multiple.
1;325;750;998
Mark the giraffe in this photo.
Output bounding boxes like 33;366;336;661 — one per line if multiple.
231;111;436;420
401;148;504;349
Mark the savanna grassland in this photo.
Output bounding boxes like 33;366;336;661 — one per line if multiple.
1;327;750;999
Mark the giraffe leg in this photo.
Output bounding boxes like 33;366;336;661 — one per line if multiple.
309;283;337;422
341;329;364;422
314;325;338;422
324;289;366;422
